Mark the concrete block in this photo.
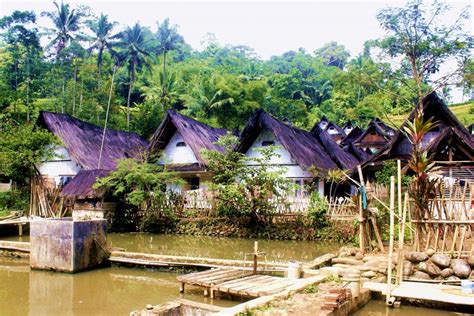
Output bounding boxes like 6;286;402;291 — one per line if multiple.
30;218;107;273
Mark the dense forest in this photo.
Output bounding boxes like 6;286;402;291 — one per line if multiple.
0;1;472;138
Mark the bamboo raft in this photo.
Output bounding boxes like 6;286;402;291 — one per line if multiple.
177;268;304;299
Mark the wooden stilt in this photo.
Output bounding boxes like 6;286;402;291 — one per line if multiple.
179;282;185;293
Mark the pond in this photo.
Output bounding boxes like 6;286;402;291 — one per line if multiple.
3;233;341;263
0;233;340;315
0;257;238;315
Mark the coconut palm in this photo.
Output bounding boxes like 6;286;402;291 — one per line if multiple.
115;23;151;128
41;1;82;57
86;13;117;88
156;19;183;106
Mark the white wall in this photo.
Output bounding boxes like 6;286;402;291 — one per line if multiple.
244;129;311;178
38;147;82;186
159;131;198;165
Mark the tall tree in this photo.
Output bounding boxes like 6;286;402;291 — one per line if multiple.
41;1;83;57
115;23;151;128
156;19;183;109
0;11;42;121
86;13;116;89
376;0;471;103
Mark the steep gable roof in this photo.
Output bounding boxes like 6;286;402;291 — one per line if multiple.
353;117;394;145
60;169;110;199
310;124;359;170
148;110;228;166
343;143;369;163
366;92;473;164
37;111;148;170
340;126;364;147
236;110;357;174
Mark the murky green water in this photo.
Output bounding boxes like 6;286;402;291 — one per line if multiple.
0;233;339;315
3;233;341;263
108;233;340;262
0;257;238;316
1;234;465;315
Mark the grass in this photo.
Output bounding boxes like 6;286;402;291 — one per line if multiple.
387;101;474;127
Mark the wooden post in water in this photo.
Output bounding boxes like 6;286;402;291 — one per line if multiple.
386;176;395;305
253;241;258;275
396;192;409;285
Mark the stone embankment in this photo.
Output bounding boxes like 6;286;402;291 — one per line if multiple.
403;250;474;281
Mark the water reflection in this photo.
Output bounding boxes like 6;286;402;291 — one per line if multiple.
108;233;340;262
0;259;235;316
2;233;341;263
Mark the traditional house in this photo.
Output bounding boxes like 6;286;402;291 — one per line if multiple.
352;118;395;154
35;111;148;219
340;126;364;148
148;110;228;191
314;117;346;143
236;110;358;197
342;121;356;135
364;92;474;181
37;111;148;187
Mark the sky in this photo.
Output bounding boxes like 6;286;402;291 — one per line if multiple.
0;0;472;100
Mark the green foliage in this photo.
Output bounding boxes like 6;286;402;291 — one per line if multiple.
0;189;29;213
202;134;290;225
0;118;57;183
307;192;328;228
375;160;412;187
94;158;182;231
375;0;471;100
303;284;319;294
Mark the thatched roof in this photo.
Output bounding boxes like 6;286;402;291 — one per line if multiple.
236;110;357;174
366;92;473;165
60;169;110;199
343;143;369;163
37;111;148;170
148;110;228;168
352;117;394;146
310;124;359;170
340;126;364;147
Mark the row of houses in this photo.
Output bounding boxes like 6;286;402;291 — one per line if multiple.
36;92;473;215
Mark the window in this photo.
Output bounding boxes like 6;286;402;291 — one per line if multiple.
261;140;275;147
185;177;200;190
176;141;186;147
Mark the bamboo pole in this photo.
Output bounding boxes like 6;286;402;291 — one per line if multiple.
397;192;409;285
397;160;402;236
386;176;395;305
357;165;365;253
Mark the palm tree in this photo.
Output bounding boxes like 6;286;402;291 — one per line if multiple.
156;19;183;107
115;23;150;128
41;1;82;57
86;13;116;89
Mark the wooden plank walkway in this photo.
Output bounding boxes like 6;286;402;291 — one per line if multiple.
109;251;288;270
177;268;303;299
364;281;474;306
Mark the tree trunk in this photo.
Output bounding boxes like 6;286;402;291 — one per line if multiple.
26;54;30;122
162;51;167;110
126;63;136;129
79;78;83;113
72;63;77;115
